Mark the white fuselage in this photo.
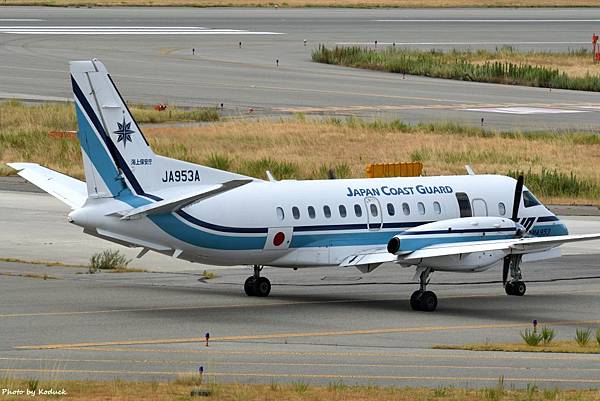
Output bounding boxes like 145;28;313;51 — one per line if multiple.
70;174;567;272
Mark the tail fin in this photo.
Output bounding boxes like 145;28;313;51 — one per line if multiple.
70;59;249;200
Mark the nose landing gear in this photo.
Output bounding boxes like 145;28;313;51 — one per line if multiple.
244;265;271;297
503;255;526;296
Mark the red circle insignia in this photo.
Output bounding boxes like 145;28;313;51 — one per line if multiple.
273;232;285;246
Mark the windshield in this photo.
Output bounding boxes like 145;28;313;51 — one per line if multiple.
523;191;541;208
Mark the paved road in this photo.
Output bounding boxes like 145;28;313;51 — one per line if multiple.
2;7;600;130
1;188;600;387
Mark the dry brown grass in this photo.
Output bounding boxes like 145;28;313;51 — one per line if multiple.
470;52;600;78
434;340;600;354
0;377;599;401
3;0;600;7
143;119;600;203
4;113;600;203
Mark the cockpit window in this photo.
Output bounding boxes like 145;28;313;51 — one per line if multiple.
523;191;541;208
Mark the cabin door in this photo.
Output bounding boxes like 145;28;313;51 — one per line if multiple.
364;197;383;231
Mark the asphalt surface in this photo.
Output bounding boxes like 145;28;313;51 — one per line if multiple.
2;7;600;130
1;187;600;388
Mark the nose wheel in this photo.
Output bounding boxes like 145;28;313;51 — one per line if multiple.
503;255;527;296
244;265;271;297
505;280;526;296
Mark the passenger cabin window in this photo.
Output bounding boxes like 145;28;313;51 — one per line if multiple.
387;203;395;216
402;202;410;216
417;202;425;215
433;201;441;214
323;205;331;218
498;202;506;216
354;204;363;217
276;207;284;220
523;191;541;208
339;205;347;218
369;203;378;217
455;192;472;218
292;206;300;220
308;206;316;219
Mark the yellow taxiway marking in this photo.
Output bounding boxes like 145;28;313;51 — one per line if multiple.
2;368;600;384
2;357;600;373
16;319;600;350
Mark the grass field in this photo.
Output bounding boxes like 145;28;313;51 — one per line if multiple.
2;101;600;204
312;46;600;91
1;376;599;401
3;0;600;7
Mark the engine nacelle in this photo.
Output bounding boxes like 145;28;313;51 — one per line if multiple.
387;216;522;255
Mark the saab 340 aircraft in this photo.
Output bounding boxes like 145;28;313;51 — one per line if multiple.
9;59;600;312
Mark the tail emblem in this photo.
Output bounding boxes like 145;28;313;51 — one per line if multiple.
113;118;134;148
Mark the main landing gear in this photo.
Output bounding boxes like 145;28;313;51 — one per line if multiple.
504;255;526;296
410;267;438;312
244;265;271;297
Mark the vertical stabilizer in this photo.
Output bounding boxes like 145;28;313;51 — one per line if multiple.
70;59;252;200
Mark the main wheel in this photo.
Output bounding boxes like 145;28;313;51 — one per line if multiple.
419;291;438;312
513;281;526;296
410;290;423;310
505;282;515;296
255;277;271;297
244;277;257;296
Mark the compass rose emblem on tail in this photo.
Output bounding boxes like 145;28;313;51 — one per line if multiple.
113;118;134;148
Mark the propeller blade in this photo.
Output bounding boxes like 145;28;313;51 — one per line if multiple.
512;174;524;222
502;257;510;286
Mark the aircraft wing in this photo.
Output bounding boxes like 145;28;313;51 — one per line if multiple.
338;234;600;268
8;162;87;209
118;179;253;220
400;234;600;262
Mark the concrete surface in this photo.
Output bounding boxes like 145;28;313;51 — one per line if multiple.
2;7;600;130
1;188;600;387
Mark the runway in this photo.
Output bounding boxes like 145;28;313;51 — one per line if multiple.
1;185;600;387
2;7;600;130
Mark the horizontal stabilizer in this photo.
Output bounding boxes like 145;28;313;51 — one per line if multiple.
117;179;253;220
7;163;87;209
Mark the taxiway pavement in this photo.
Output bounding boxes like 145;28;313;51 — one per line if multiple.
1;187;600;387
2;7;600;130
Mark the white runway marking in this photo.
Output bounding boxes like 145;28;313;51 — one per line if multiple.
465;107;588;115
0;19;44;22
0;26;283;35
374;19;600;23
336;41;587;46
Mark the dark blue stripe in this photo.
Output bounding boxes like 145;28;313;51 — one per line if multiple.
176;210;268;234
403;227;516;235
294;223;367;232
538;215;559;222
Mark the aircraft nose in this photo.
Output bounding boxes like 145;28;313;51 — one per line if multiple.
556;221;569;236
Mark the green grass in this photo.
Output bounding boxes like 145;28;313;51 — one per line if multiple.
312;45;600;91
575;328;592;346
520;328;543;346
89;249;132;273
508;169;600;202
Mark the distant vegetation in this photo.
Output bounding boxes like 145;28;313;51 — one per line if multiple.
2;100;600;204
312;45;600;91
